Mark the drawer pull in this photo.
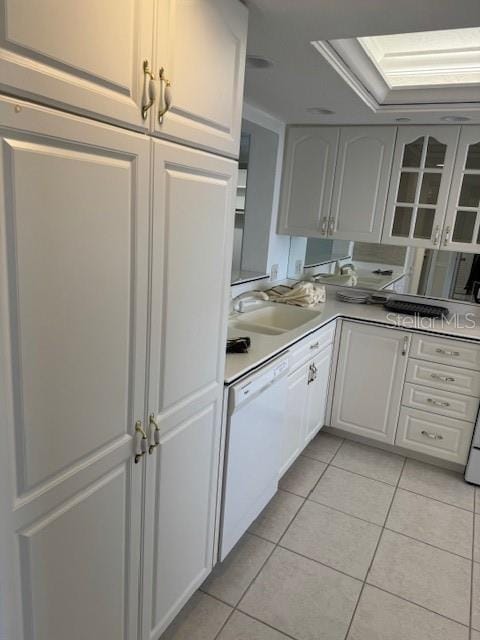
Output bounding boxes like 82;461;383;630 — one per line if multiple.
421;429;444;441
426;398;451;408
310;342;320;350
430;373;455;383
435;348;460;357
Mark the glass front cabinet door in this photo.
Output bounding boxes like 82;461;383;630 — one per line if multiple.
443;127;480;252
382;126;459;247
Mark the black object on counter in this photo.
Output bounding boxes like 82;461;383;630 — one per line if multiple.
383;299;449;319
227;337;251;354
373;269;394;276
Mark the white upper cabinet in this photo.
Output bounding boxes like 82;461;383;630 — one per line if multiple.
443;126;480;252
329;127;396;242
152;0;247;157
331;322;409;444
0;0;154;129
278;126;339;237
142;139;236;638
0;96;150;640
382;126;459;248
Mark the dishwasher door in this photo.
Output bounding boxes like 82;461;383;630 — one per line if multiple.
220;360;288;560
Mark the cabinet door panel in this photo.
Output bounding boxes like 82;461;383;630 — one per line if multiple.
278;127;339;237
443;126;480;253
153;0;247;156
0;0;153;129
281;364;309;476
143;140;235;638
330;127;396;242
331;322;408;444
0;97;149;640
382;126;459;248
305;345;333;444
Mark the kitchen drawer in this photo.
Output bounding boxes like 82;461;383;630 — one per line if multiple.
396;406;473;465
406;358;480;397
289;323;335;373
402;382;479;422
410;334;480;371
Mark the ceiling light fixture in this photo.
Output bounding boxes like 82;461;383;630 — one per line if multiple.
440;115;470;122
246;55;274;70
306;107;335;114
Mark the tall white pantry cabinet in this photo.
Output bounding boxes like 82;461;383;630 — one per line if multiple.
0;1;248;639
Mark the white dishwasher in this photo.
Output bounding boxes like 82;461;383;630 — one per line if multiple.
220;355;289;560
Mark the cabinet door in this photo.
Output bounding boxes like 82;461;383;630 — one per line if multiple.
331;322;409;444
278;126;339;237
152;0;247;157
0;0;154;129
281;364;309;476
382;126;459;247
304;345;333;444
330;127;396;242
443;126;480;252
142;140;236;639
0;97;149;640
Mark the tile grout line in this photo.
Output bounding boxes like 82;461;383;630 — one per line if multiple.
342;456;407;640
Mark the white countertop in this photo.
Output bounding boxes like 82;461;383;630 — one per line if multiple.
225;291;480;385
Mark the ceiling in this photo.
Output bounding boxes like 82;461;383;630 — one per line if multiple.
243;0;480;124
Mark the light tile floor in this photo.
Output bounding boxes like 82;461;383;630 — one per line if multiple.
162;433;479;640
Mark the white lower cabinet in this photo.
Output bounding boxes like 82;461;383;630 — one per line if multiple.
331;321;409;444
281;327;334;476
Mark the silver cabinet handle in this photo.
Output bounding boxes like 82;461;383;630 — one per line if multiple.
328;217;335;236
308;363;317;385
432;225;441;246
401;335;409;356
421;429;444;441
141;60;156;119
443;225;451;246
436;348;460;357
430;373;455;383
158;67;172;123
320;216;328;236
148;414;161;454
310;342;320;350
134;420;148;463
427;398;451;408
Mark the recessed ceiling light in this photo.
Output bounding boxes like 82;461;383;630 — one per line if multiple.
440;115;470;122
306;107;335;114
395;117;411;122
246;55;273;70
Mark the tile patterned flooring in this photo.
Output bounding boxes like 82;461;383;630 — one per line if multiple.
162;434;479;640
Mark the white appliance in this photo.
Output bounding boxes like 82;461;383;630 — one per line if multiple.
220;355;289;560
465;411;480;484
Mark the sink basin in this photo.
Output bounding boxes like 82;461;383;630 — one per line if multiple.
230;304;320;335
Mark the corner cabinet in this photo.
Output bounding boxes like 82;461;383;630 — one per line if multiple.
331;321;410;444
0;0;248;157
382;126;459;248
277;126;395;242
277;126;339;237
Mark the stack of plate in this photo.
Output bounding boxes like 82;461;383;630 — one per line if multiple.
336;289;371;304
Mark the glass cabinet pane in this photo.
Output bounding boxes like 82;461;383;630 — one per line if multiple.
459;174;480;208
397;172;418;202
419;173;441;205
466;142;480;170
424;138;447;168
402;138;424;168
392;207;413;237
414;208;435;239
452;210;477;243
